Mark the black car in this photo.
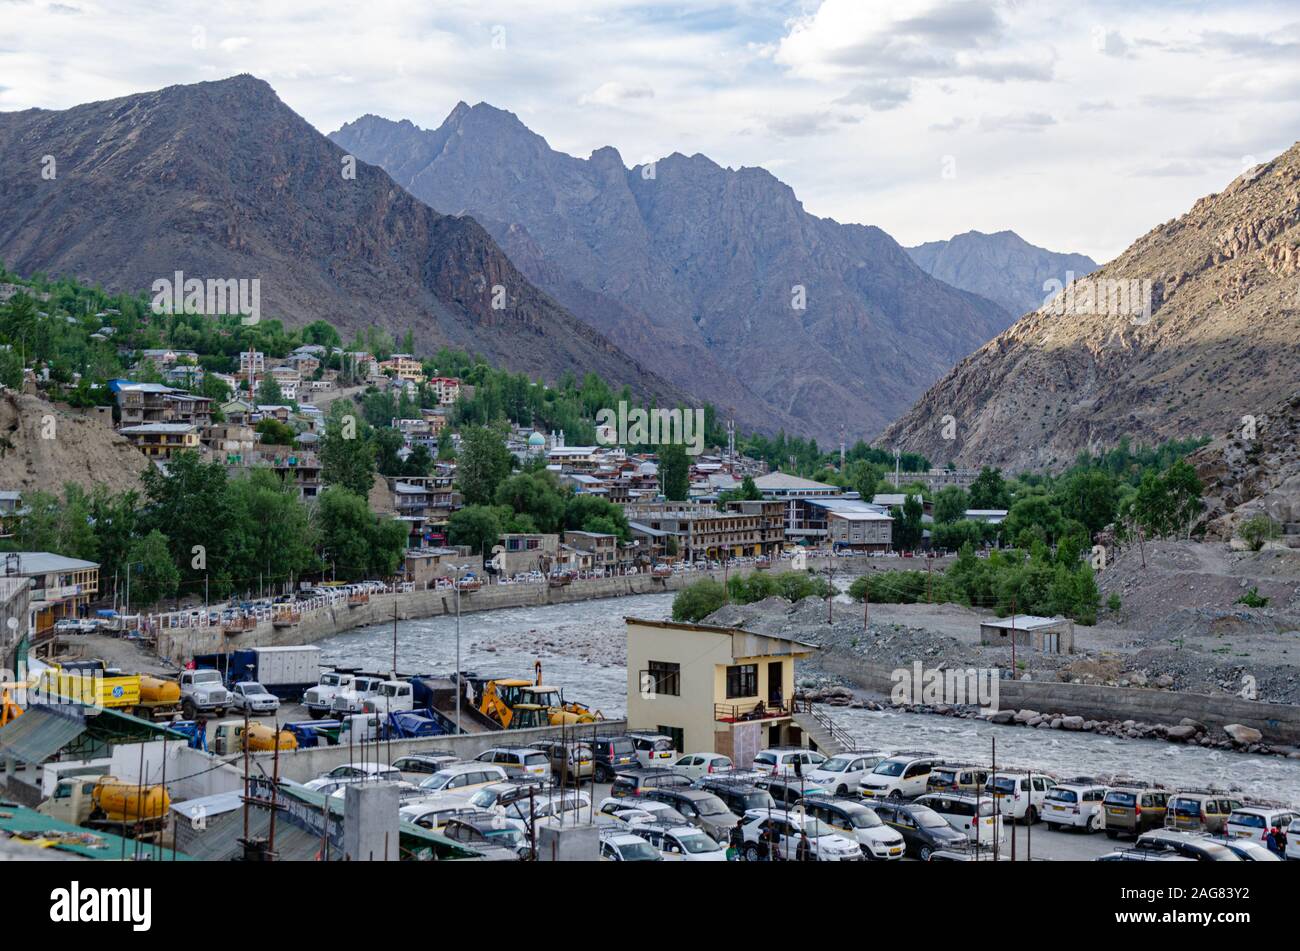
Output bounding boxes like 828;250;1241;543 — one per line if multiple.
611;767;693;798
643;787;741;842
441;811;532;860
588;734;640;781
870;801;966;861
694;777;776;816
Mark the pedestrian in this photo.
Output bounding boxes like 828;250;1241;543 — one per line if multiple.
756;826;771;862
727;823;742;861
1277;824;1289;855
1265;826;1280;856
797;831;813;862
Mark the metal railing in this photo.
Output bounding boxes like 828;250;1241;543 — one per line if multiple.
714;698;795;723
793;699;859;751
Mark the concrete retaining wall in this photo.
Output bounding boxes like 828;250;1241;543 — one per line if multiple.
246;719;629;784
816;653;1300;746
156;564;791;664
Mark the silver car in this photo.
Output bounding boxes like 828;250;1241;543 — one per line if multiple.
230;681;280;714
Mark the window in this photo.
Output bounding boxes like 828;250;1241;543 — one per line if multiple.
726;664;758;698
646;661;680;697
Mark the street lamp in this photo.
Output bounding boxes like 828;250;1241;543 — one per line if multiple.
447;562;474;733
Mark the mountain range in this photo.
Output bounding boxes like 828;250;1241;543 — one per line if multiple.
331;104;1073;441
906;230;1098;317
881;144;1300;471
0;76;684;407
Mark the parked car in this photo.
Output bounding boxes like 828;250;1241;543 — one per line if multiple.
531;739;593;781
796;797;906;860
752;747;826;778
1097;846;1196;862
754;775;831;809
693;777;776;816
228;681;280;714
1134;829;1242;861
985;771;1056;824
738;808;863;861
1289;818;1300;861
499;790;592;830
611;767;694;798
399;797;477;831
441;810;533;852
417;762;509;795
474;746;552;780
466;777;551;812
1042;782;1109;833
1209;835;1283;861
600;829;663;861
669;752;733;779
392;752;461;781
1224;806;1298;843
926;763;990;795
597;796;690;828
870;801;967;861
808;749;888;796
627;821;728;861
1102;786;1170;838
915;793;1004;844
628;732;677;768
588;734;640;781
1164;791;1243;834
643;787;741;842
859;753;940;800
303;762;402;793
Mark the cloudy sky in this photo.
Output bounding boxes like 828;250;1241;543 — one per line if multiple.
6;0;1300;260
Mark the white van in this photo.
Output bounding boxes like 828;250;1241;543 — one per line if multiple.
985;772;1057;823
859;753;940;800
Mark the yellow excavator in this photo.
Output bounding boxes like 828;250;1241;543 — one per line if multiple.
477;661;603;729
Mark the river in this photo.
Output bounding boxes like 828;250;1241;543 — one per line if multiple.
316;592;1300;803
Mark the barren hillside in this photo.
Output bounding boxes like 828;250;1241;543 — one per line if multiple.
0;390;148;494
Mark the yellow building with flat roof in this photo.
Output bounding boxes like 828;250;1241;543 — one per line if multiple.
624;617;816;765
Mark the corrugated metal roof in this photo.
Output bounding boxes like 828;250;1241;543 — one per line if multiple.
0;704;86;765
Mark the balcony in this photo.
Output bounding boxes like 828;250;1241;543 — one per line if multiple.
714;698;794;723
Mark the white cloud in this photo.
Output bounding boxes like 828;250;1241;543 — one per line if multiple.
579;81;655;106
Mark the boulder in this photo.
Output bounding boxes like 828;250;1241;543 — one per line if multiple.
1060;715;1085;731
1224;724;1263;745
988;710;1016;724
1166;724;1199;741
1013;709;1040;723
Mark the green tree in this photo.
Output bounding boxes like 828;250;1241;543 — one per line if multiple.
891;493;924;550
255;418;295;446
455;425;513;507
672;579;727;622
320;403;376;496
495;471;567;534
126;530;180;609
446;505;503;555
968;467;1011;510
932;486;969;524
658;443;690;501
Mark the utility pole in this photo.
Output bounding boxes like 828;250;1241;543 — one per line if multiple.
1010;596;1017;678
392;600;399;677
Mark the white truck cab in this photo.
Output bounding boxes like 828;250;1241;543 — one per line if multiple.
179;669;231;717
362;680;414;716
303;671;355;719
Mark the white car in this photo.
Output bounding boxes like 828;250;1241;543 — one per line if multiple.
1224;807;1298;843
229;681;280;714
752;748;826;778
629;822;727;862
859;753;940;800
598;796;689;828
417;763;509;795
738;808;863;861
798;797;906;860
600;830;664;861
808;750;888;796
629;732;677;768
985;772;1057;823
399;794;475;831
1042;783;1108;832
1289;819;1300;861
915;793;1004;844
303;762;402;793
669;752;732;779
